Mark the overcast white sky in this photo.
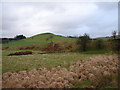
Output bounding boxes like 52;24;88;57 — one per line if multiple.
2;2;118;38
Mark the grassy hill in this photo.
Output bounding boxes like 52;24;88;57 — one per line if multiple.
2;33;76;47
94;35;120;40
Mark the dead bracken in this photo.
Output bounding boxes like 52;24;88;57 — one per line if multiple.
2;55;118;88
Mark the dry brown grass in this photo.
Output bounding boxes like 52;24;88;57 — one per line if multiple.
2;55;118;88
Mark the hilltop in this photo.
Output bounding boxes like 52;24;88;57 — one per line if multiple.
2;33;76;47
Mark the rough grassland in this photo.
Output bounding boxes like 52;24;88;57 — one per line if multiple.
2;33;118;88
2;33;76;47
2;49;112;74
2;50;91;73
2;54;118;88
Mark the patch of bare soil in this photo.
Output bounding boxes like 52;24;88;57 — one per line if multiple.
2;47;9;50
8;51;32;56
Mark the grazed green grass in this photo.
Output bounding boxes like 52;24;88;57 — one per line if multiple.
2;50;91;73
2;33;76;47
2;49;112;74
2;40;45;47
74;80;92;88
79;49;110;55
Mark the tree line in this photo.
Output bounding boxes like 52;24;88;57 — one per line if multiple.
76;31;120;53
1;35;26;44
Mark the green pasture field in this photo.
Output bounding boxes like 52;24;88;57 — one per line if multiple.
2;33;76;47
2;49;111;74
2;50;88;73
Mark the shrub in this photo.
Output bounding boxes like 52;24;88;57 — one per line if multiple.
76;33;90;52
95;39;104;50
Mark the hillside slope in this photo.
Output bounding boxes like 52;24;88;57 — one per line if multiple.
3;33;76;47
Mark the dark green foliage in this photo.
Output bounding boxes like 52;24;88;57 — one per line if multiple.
68;36;77;38
1;35;26;44
95;39;104;49
1;38;9;44
111;39;120;53
14;35;26;40
76;33;90;52
46;35;54;45
109;30;119;52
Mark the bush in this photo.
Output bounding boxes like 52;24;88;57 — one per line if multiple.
108;38;120;53
14;35;26;40
95;39;104;50
76;33;90;52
